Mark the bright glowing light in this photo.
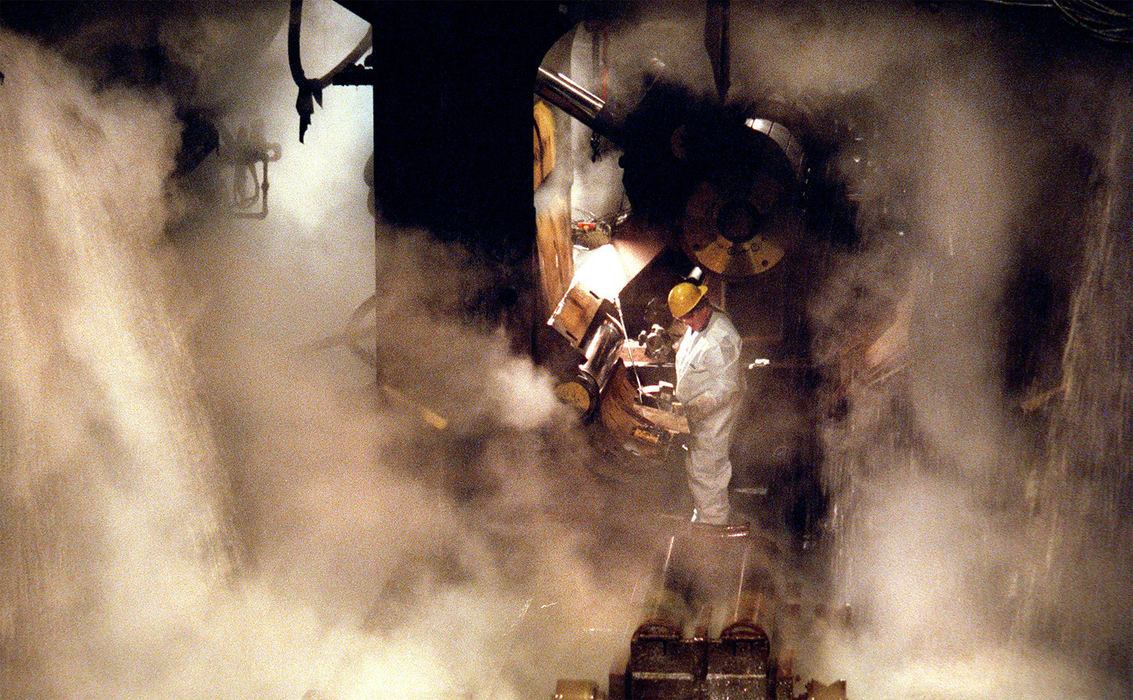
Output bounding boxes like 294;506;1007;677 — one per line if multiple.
572;243;628;300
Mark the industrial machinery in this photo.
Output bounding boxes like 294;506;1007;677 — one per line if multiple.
547;276;689;458
287;0;374;142
534;64;810;280
533;33;832;514
552;524;848;700
8;1;1133;697
532;9;853;695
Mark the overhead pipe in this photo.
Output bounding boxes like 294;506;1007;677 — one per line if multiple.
534;67;624;145
289;0;374;141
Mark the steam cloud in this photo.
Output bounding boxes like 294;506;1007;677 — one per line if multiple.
0;5;655;698
4;1;1133;699
579;1;1133;697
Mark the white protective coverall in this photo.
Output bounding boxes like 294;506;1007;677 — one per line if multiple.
674;309;744;525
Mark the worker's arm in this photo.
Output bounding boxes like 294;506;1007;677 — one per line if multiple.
682;336;743;420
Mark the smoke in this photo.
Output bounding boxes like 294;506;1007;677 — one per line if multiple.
6;1;1131;697
0;4;660;698
720;3;1130;697
0;27;232;696
568;1;1132;696
176;209;656;696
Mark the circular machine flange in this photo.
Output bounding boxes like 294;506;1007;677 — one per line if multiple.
678;117;805;278
555;374;599;417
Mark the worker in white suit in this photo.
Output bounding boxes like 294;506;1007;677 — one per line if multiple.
668;279;744;526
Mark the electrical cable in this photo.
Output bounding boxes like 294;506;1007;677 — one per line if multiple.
971;0;1133;43
612;296;648;403
344;292;378;367
234;163;260;208
1043;0;1133;42
976;0;1052;6
1053;1;1133;43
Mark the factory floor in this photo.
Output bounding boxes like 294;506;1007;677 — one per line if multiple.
580;436;837;652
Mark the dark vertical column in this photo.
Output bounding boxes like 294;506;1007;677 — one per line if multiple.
369;2;574;261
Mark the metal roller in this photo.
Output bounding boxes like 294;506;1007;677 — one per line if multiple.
534;67;624;144
680;116;807;278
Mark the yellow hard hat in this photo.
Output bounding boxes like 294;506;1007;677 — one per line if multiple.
668;281;708;319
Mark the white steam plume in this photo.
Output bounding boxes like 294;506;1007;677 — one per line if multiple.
0;29;232;696
1;5;661;696
589;1;1131;696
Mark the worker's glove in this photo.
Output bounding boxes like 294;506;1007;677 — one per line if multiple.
683;395;711;422
685;389;733;421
